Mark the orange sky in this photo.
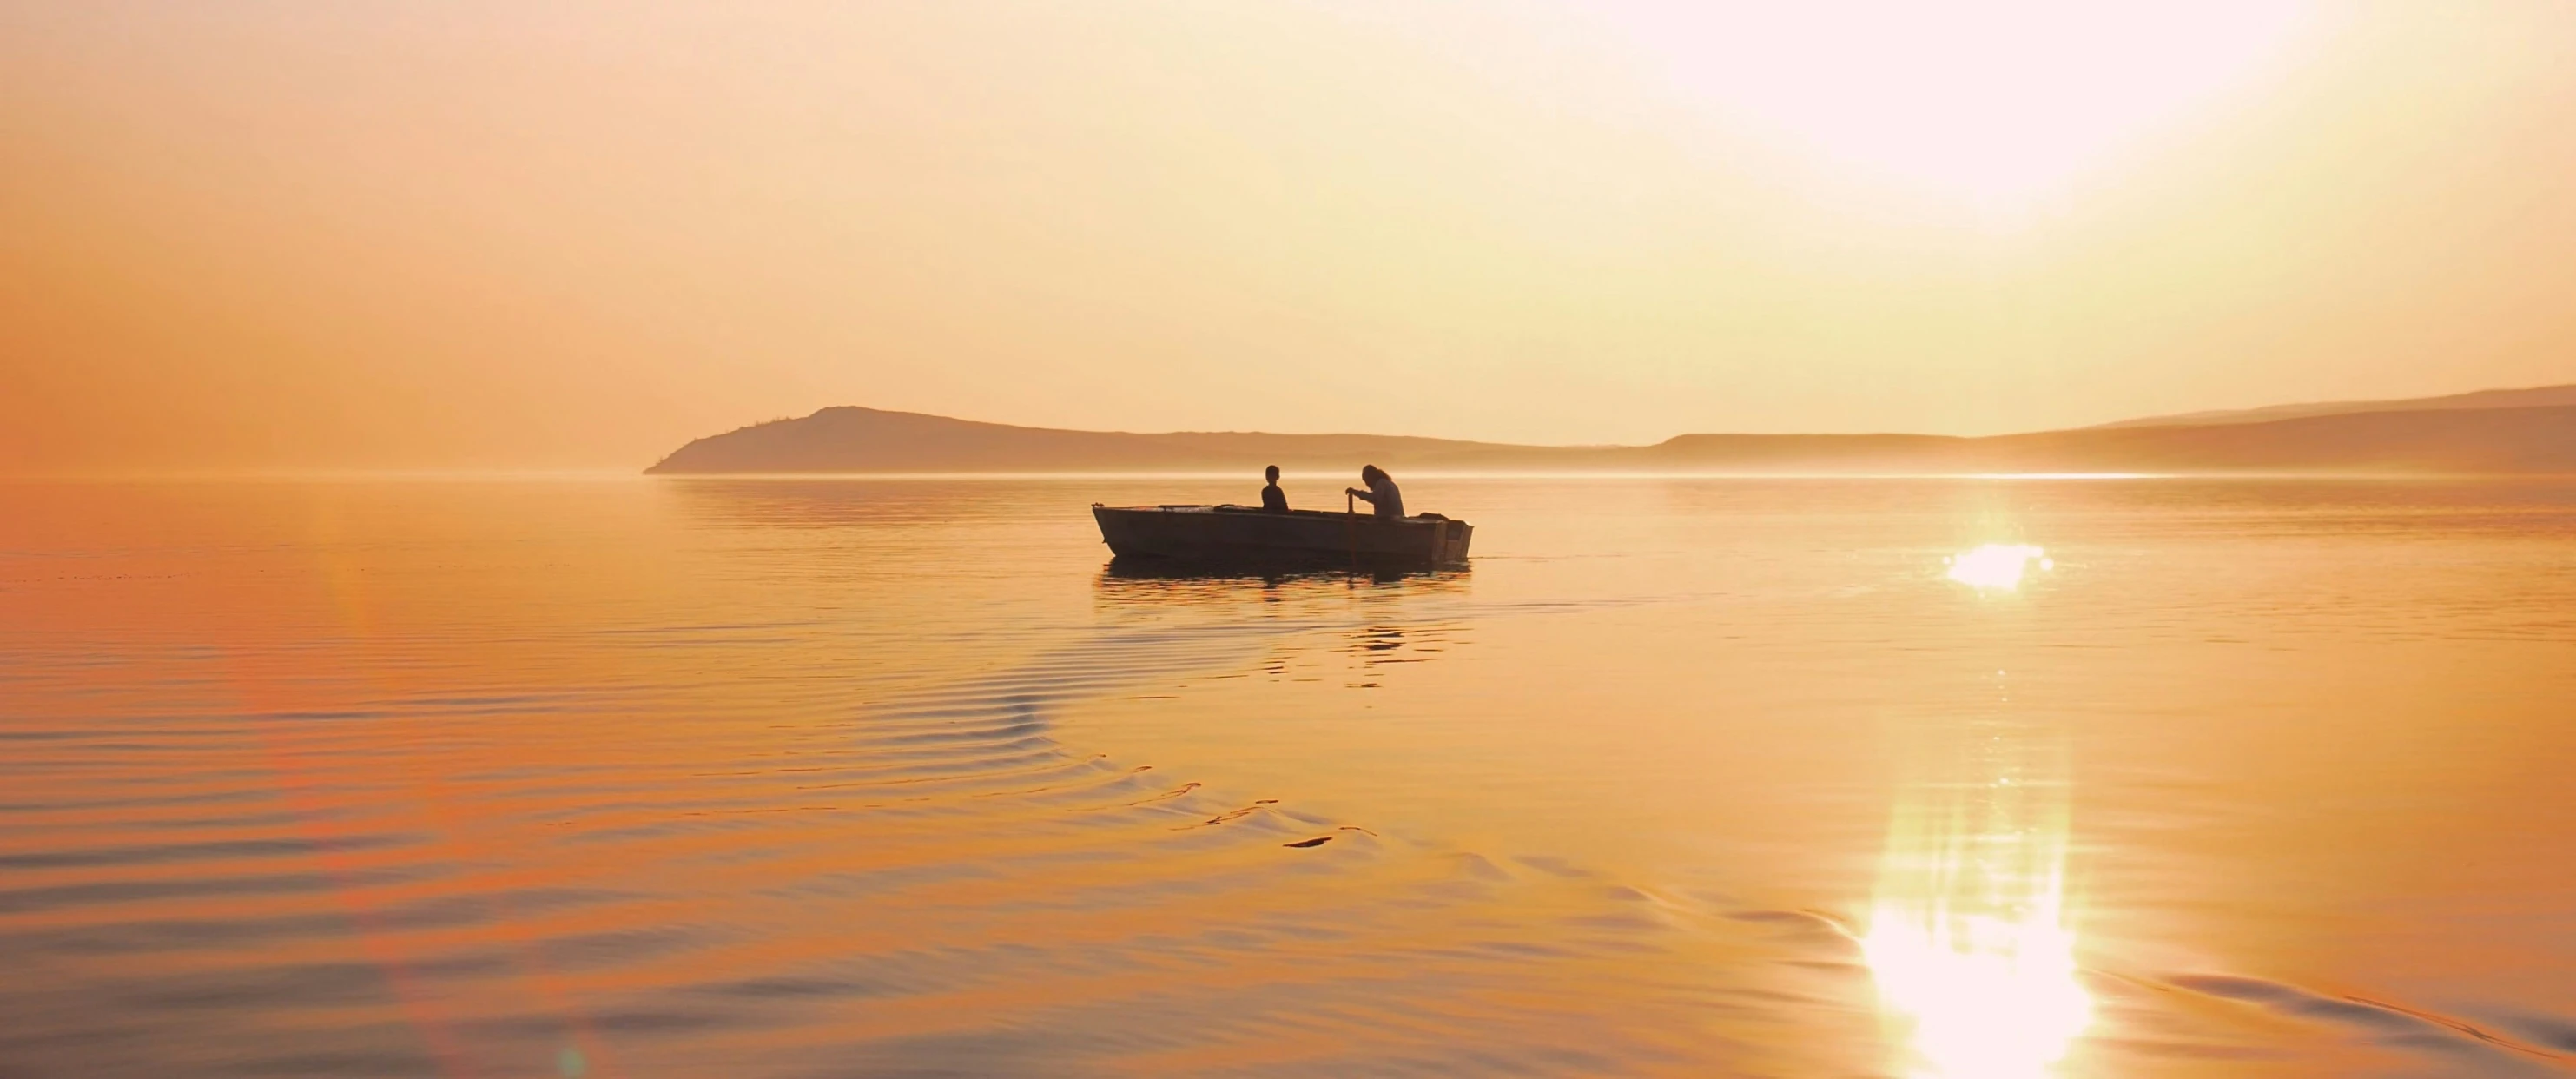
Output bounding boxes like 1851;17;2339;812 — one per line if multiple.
5;2;2575;472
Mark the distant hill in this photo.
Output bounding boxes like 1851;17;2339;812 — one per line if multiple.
644;406;1605;473
1945;404;2576;473
2092;383;2576;428
647;394;2576;475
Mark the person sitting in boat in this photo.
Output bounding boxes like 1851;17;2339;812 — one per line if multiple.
1346;464;1404;520
1259;465;1289;513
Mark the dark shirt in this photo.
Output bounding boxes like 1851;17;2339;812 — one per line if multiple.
1259;483;1289;513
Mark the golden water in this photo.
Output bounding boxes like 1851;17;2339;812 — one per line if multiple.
4;476;2573;1076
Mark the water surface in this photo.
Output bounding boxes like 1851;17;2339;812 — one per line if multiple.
4;476;2573;1076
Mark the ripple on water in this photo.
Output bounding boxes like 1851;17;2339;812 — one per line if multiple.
9;477;2576;1077
0;613;1827;1076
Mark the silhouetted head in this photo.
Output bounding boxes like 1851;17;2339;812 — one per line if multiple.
1360;465;1386;487
1265;465;1280;483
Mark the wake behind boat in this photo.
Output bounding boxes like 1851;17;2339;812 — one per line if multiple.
1092;504;1473;567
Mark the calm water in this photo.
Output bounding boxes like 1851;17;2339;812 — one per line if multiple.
4;476;2574;1078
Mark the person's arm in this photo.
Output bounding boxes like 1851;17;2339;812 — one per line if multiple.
1346;487;1378;506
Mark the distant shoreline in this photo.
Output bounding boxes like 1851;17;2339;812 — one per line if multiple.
646;387;2576;477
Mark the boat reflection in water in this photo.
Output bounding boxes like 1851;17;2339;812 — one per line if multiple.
1094;559;1471;678
1864;727;2091;1079
1098;559;1465;591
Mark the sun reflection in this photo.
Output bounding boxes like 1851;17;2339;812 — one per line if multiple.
1864;741;2091;1078
1945;544;2052;592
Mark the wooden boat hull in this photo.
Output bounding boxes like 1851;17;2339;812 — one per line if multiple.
1092;505;1472;567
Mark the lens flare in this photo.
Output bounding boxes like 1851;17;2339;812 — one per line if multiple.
1945;544;2052;591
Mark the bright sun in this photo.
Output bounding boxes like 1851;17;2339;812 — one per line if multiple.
1598;1;2311;199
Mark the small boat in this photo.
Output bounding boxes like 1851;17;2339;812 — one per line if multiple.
1092;504;1473;567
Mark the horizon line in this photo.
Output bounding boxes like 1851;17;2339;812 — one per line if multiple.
7;468;2554;484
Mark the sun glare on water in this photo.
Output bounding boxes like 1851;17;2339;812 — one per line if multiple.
1945;544;2051;591
1866;748;2091;1078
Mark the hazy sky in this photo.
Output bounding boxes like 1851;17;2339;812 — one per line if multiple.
6;1;2576;470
